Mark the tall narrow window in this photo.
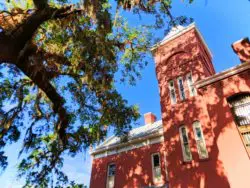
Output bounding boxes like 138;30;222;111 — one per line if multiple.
179;126;192;162
169;80;177;104
228;94;250;155
152;153;161;183
193;121;208;159
107;164;116;188
177;77;186;100
186;73;196;97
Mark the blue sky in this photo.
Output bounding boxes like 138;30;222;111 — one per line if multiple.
1;0;250;187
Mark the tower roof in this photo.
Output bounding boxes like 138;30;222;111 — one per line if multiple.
151;23;213;59
162;25;186;42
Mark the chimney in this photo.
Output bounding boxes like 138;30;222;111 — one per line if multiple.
144;112;157;125
232;37;250;63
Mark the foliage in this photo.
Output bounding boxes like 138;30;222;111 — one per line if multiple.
0;0;193;186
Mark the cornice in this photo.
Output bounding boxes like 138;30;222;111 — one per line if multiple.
195;62;250;88
90;129;164;157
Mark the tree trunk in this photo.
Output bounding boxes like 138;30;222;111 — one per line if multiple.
0;6;77;145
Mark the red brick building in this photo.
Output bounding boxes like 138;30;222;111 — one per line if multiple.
90;23;250;188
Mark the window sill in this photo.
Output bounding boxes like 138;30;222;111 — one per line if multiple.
181;157;210;166
171;96;196;105
152;178;164;187
198;157;210;162
181;160;193;165
179;99;188;103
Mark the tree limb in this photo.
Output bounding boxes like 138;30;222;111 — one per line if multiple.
16;58;69;145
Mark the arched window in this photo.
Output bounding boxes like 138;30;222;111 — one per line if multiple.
228;93;250;155
169;80;177;104
186;72;197;97
193;121;208;159
179;126;192;162
177;76;186;100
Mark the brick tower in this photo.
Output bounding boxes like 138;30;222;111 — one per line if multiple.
152;23;250;187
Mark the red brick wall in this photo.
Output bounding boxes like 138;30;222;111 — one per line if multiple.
199;70;250;188
90;142;168;188
154;26;250;188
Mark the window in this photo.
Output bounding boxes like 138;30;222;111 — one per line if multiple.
179;126;192;162
228;94;250;155
152;153;161;182
169;80;177;104
107;164;116;188
193;121;208;159
186;73;196;97
177;77;186;100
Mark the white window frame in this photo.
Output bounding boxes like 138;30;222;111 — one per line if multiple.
168;80;177;104
193;121;209;159
179;126;192;162
106;163;116;188
177;76;186;100
151;153;162;183
186;72;196;97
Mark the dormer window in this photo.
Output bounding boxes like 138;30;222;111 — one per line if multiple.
186;73;196;97
177;77;186;100
169;80;177;104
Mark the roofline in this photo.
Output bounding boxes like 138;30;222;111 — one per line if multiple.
90;129;163;156
232;37;249;46
195;24;213;59
195;62;250;88
150;23;213;59
96;135;115;148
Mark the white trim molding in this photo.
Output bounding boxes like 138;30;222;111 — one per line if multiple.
92;133;164;159
91;120;164;159
195;62;250;88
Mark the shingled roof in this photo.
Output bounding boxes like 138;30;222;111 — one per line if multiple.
91;120;163;155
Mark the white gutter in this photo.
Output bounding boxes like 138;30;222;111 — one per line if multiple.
90;129;164;156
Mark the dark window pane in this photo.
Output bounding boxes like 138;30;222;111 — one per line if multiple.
108;164;116;176
171;90;176;101
178;78;185;99
195;127;202;139
181;127;188;143
153;154;160;167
